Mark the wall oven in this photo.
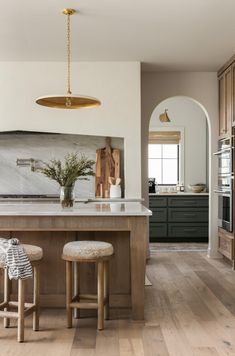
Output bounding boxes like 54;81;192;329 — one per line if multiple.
214;137;233;175
214;137;233;232
214;182;233;232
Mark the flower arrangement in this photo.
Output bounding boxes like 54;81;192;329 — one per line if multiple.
38;152;95;207
39;152;95;187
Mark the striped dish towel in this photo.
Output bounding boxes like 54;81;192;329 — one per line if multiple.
0;238;33;280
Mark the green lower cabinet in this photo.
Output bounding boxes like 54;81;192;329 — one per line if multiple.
168;223;208;240
168;208;208;222
149;195;209;243
149;196;167;208
149;223;167;242
168;196;208;207
149;208;167;223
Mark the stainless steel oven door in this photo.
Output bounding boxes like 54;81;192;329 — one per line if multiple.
217;193;232;232
216;149;233;175
217;175;233;192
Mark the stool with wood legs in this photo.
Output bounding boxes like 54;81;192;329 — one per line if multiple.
62;240;114;330
0;244;43;342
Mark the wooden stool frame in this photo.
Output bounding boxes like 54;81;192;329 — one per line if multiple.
62;254;112;331
0;260;41;342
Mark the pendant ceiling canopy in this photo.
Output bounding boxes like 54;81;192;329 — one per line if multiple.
36;8;101;109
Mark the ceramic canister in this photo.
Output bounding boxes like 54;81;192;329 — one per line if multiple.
110;185;121;198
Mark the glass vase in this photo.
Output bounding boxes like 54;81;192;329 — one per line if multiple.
60;186;74;208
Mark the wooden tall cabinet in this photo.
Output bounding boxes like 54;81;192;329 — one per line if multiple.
232;64;235;127
218;55;235;135
218;67;232;138
218;55;235;267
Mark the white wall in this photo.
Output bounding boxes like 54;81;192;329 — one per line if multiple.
0;61;141;198
149;96;208;189
141;72;219;258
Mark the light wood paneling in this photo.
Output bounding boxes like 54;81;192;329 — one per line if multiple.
0;215;147;320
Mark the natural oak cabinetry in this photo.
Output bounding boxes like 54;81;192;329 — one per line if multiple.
232;64;235;126
218;67;232;138
218;227;234;267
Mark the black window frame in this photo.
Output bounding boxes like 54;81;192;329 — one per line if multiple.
148;143;179;186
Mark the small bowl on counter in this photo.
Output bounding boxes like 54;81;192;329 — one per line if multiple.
188;184;206;193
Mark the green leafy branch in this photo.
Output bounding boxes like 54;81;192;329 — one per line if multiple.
38;152;95;187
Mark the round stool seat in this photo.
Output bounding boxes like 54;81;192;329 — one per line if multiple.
63;241;114;260
0;244;43;268
22;244;43;262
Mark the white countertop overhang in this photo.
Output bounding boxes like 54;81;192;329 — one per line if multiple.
0;202;152;217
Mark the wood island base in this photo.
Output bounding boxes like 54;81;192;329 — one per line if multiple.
0;214;148;320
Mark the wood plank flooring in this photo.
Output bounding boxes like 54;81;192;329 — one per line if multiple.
1;249;235;355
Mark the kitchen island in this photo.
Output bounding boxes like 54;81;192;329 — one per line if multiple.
0;202;151;320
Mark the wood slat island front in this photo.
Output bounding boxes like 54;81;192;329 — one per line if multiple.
0;202;151;320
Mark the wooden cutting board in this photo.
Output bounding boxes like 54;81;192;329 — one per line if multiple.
95;137;121;198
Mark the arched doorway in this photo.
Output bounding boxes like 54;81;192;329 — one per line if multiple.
147;96;216;256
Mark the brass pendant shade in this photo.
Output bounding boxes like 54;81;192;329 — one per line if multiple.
36;94;101;109
159;109;171;122
36;9;101;109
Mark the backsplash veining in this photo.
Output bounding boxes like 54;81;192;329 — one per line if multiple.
0;132;124;198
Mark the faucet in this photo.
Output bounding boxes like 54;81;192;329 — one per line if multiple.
16;158;44;172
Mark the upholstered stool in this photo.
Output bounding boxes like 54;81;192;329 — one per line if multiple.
0;244;43;342
62;241;114;330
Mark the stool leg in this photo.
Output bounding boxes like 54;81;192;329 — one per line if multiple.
97;261;104;330
73;262;80;319
3;268;10;328
33;264;40;331
17;279;25;343
104;261;109;320
66;261;73;328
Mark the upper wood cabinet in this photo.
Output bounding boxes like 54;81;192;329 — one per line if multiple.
232;64;235;127
217;54;235;138
218;67;232;138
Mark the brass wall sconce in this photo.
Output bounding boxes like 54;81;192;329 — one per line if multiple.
159;109;171;123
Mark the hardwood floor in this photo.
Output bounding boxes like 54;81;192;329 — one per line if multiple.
1;250;235;355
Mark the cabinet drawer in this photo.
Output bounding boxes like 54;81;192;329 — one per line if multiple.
168;208;208;222
168;196;208;207
218;232;234;260
168;223;208;238
149;197;167;207
150;223;167;238
149;208;167;222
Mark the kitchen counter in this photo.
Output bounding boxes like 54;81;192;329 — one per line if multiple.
0;197;144;203
149;192;209;196
0;201;151;216
0;202;150;320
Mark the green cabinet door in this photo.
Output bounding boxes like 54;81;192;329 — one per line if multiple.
168;208;208;222
149;208;167;223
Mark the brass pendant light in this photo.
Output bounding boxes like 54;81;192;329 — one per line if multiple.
36;9;101;109
159;109;171;122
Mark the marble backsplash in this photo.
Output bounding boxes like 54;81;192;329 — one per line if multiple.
0;132;124;198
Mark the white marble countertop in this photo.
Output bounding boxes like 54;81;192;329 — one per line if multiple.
149;192;209;196
0;197;144;203
0;202;152;217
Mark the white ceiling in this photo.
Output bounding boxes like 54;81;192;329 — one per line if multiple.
1;0;235;71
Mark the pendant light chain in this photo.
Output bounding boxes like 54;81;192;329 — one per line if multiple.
35;8;101;109
67;13;72;95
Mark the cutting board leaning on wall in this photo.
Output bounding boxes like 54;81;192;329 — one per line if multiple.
95;137;121;198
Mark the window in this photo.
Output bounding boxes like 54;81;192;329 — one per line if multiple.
148;144;179;185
